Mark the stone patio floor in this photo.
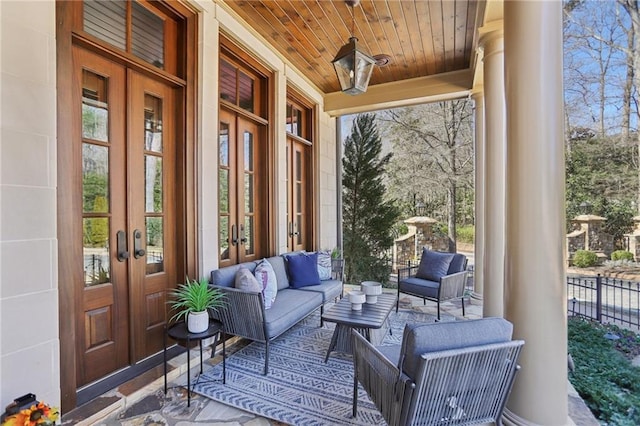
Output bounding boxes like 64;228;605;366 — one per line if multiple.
61;287;598;425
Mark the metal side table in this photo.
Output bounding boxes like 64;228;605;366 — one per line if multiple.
164;320;226;407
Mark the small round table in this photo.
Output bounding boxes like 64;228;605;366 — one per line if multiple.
163;320;226;407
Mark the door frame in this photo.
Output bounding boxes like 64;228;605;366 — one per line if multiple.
55;0;197;412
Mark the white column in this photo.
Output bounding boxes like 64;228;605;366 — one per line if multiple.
504;1;569;425
479;23;505;317
472;90;485;300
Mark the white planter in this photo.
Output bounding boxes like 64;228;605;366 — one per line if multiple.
361;281;382;304
187;310;209;333
349;290;366;311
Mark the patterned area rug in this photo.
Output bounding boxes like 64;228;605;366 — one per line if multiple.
192;309;439;426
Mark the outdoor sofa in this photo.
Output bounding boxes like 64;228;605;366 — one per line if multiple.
209;252;343;374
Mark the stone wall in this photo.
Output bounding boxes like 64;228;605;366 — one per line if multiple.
393;216;449;269
566;214;614;265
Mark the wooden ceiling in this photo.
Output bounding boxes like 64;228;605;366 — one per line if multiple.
223;0;486;94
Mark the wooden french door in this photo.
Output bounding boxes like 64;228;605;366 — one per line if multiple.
218;108;264;267
73;46;177;386
286;138;312;252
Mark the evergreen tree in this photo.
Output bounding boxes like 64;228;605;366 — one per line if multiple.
342;113;400;285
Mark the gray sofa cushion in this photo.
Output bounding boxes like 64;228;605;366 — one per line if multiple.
211;261;257;287
415;248;455;281
400;318;513;380
264;289;322;338
266;256;290;290
297;279;342;303
398;276;439;299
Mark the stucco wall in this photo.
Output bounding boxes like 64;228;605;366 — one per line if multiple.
0;0;60;409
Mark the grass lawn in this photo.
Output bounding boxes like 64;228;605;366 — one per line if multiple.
568;316;640;425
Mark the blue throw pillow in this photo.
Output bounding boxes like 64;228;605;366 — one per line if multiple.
286;252;321;288
415;248;455;282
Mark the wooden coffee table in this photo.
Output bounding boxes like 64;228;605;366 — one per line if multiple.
321;292;397;362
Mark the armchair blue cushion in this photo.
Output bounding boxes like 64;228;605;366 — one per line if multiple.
415;248;455;281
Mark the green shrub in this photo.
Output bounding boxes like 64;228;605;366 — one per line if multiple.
611;250;634;261
572;250;599;267
456;225;475;244
568;317;640;425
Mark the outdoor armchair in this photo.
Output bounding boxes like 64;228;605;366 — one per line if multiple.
352;318;524;426
397;248;468;320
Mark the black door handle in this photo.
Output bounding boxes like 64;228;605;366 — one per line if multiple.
133;229;146;259
117;230;129;262
231;224;238;246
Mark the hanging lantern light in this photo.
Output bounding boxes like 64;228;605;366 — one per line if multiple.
332;1;377;95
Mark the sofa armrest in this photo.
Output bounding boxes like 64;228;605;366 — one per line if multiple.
210;285;268;342
438;270;468;300
352;330;415;425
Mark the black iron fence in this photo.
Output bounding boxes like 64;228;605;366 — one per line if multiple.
567;274;640;331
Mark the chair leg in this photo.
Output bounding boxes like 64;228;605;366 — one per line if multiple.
436;300;441;321
461;296;466;316
423;298;426;305
320;305;324;327
396;286;400;312
264;341;269;375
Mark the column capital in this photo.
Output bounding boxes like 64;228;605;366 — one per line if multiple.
478;20;504;53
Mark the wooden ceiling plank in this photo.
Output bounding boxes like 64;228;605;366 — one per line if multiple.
414;0;437;76
400;0;427;80
464;0;479;66
386;0;419;79
441;0;456;72
363;0;402;83
428;0;446;73
453;0;468;70
373;0;408;83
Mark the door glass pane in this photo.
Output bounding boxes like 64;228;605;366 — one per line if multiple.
244;216;254;255
82;70;109;142
239;71;254;112
219;216;229;260
296;181;302;212
292;107;301;137
220;60;237;104
146;217;164;274
295;150;302;180
219;123;229;166
296;215;303;245
219;169;229;213
145;155;163;213
83;144;109;213
245;174;254;213
286;104;293;134
144;94;163;152
132;2;164;69
83;0;126;50
244;131;253;171
83;217;110;286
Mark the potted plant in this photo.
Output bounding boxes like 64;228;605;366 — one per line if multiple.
168;277;225;333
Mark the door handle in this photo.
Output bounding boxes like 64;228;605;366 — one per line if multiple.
240;224;247;244
133;229;146;259
231;224;238;246
117;230;129;262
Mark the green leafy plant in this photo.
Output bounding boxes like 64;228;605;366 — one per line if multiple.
572;250;599;268
611;250;634;261
568;317;640;425
167;277;225;323
456;225;475;244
